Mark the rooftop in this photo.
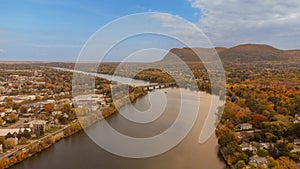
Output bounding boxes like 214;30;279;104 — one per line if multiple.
0;128;31;137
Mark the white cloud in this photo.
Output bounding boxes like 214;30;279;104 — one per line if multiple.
27;43;81;48
0;49;5;54
189;0;300;49
149;13;214;47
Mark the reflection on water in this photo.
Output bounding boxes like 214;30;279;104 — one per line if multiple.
12;88;226;169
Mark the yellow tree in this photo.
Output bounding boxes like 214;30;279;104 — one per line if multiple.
274;157;298;169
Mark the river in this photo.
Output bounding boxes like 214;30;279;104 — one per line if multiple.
11;87;226;169
48;66;154;86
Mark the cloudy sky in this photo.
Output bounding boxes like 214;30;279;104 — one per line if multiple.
1;0;299;61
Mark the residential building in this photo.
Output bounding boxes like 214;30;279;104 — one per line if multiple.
249;156;268;168
25;120;49;133
236;123;253;131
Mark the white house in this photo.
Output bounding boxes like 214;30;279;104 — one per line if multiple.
249;156;268;168
294;139;300;145
236;123;253;130
25;120;49;133
240;142;257;153
52;111;62;116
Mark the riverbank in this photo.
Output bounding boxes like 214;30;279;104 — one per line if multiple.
0;120;83;169
8;88;226;169
219;148;232;169
0;87;148;169
77;86;148;128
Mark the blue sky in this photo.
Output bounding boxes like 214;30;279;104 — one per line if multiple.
0;0;200;61
1;0;300;61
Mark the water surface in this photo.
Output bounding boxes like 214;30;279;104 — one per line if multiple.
12;88;225;169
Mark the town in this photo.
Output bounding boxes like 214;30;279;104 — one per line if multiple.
0;64;115;164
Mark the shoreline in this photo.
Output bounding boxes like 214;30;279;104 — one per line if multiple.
0;87;148;169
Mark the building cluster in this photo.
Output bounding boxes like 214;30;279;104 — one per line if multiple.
235;122;300;168
0;68;109;154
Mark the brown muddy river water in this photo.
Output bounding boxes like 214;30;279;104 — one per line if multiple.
12;88;226;169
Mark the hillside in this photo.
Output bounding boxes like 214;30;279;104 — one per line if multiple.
161;44;300;64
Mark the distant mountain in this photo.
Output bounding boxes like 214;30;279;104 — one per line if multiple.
161;44;300;63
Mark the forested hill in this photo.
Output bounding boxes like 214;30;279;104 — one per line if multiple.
161;44;300;64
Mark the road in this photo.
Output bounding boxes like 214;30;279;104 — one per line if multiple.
0;118;27;129
0;124;70;159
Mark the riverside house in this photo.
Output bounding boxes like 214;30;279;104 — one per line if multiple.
249;156;268;168
24;120;49;133
236;123;253;131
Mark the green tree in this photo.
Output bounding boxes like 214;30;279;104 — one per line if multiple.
289;153;300;163
257;149;269;157
293;123;300;138
17;129;31;139
277;142;291;157
267;157;278;168
234;160;246;169
234;152;249;163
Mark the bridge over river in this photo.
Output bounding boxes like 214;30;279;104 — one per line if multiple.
142;82;178;91
49;66;178;91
